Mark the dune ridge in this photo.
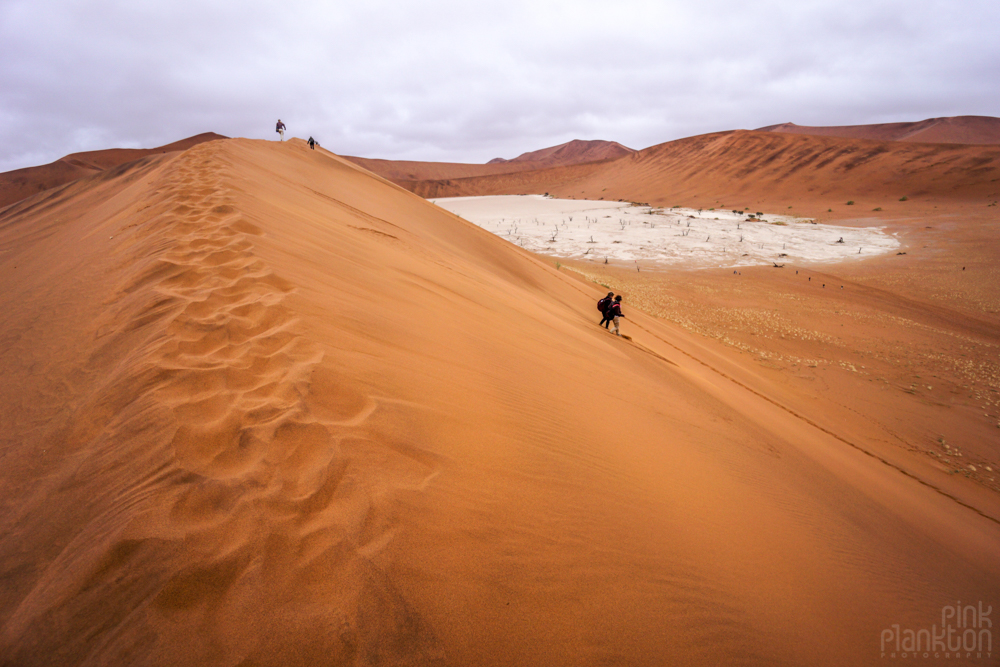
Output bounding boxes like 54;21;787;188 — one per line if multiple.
401;130;1000;216
757;115;1000;145
486;139;636;166
0;140;450;664
0;132;227;210
0;138;998;665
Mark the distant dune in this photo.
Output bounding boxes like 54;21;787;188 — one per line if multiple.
2;136;997;665
344;139;634;185
339;154;541;183
487;138;636;166
0;132;226;210
757;115;1000;145
404;130;1000;215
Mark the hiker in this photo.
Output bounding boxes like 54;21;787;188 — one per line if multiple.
276;119;286;141
608;295;624;336
597;292;614;329
307;136;317;150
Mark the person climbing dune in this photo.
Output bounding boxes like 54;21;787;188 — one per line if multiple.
608;295;624;336
276;119;286;141
597;292;614;329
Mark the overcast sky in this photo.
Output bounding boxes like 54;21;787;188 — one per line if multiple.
1;0;997;172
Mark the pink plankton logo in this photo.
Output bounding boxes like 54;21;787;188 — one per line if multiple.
881;601;992;659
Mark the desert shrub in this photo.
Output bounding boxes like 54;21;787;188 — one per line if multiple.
873;207;882;211
846;201;855;205
899;196;908;201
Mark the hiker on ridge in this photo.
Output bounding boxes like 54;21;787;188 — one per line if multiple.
308;136;317;150
276;119;286;141
608;295;624;336
597;292;614;329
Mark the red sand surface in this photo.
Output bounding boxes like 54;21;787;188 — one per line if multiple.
0;136;998;666
757;116;1000;145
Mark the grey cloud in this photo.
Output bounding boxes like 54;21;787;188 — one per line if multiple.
1;0;998;171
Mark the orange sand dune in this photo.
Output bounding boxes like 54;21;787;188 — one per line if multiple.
405;130;1000;217
344;139;633;185
0;132;226;210
486;138;636;165
757;116;1000;145
1;137;998;666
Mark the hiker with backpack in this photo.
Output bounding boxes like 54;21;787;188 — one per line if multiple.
608;295;624;336
597;292;614;329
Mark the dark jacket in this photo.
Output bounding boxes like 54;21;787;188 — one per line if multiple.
608;302;623;318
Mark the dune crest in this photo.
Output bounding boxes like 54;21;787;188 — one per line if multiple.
0;132;227;210
757;115;1000;145
0;141;441;664
487;139;636;166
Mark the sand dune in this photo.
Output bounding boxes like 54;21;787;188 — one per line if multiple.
0;137;997;666
757;115;1000;145
344;139;633;185
349;120;1000;201
486;139;636;165
405;130;1000;219
0;132;226;210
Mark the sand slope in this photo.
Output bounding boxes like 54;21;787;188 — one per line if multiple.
405;130;1000;217
757;115;1000;145
0;133;227;210
0;138;997;666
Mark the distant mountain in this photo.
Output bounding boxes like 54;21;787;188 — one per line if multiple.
341;156;539;184
489;139;636;167
756;116;1000;145
0;132;227;210
345;139;636;185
